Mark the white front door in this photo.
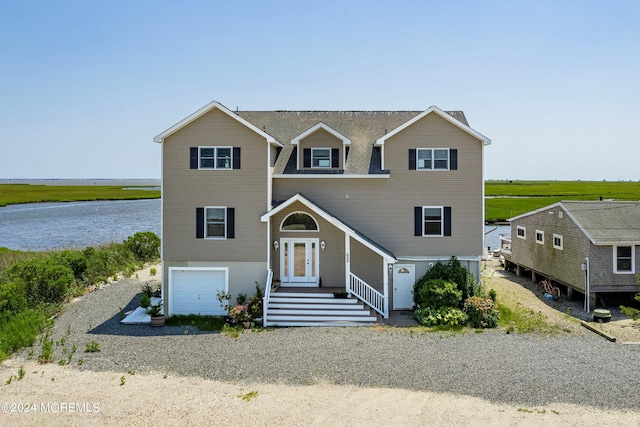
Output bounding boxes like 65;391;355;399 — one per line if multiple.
393;264;415;310
281;238;319;286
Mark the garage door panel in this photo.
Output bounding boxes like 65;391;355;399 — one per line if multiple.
170;269;226;316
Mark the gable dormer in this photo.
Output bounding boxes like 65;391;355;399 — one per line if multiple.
291;122;350;171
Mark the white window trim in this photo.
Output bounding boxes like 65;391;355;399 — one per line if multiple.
553;234;563;250
204;206;227;240
198;146;233;170
516;225;526;240
416;148;450;171
535;230;544;245
423;206;444;237
311;147;332;169
613;245;635;274
280;211;320;232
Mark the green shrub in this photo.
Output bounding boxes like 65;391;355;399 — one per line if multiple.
0;310;50;362
414;306;467;327
51;250;87;280
8;258;75;304
123;232;160;262
0;282;28;318
413;257;478;306
464;296;499;328
248;282;264;319
414;279;462;309
139;293;151;309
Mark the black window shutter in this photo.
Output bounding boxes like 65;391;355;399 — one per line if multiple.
409;149;416;170
444;207;452;236
196;207;204;238
414;207;422;236
190;147;198;169
303;148;311;168
345;146;350;160
450;149;457;170
233;147;241;169
331;148;339;168
226;208;235;238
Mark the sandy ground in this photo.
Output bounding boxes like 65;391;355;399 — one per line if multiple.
483;259;640;343
2;263;640;426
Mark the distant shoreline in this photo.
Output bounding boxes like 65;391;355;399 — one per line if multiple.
0;179;160;186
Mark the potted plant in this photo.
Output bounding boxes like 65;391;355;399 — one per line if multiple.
147;300;165;327
229;304;252;329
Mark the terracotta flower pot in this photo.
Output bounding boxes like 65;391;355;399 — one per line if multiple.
242;321;251;329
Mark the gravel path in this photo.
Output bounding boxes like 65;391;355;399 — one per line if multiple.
13;265;640;412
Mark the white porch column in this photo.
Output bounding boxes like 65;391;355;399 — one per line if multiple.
345;234;350;293
382;260;389;318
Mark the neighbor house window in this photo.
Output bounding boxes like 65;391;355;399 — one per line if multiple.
535;230;544;245
516;226;526;240
614;246;635;274
417;148;449;170
199;147;232;169
311;148;331;168
553;234;563;250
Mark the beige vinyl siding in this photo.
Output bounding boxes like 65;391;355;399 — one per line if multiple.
270;201;345;285
162;108;268;262
273;112;484;257
298;128;344;170
350;237;384;292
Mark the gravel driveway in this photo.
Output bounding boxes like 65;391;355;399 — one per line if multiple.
16;269;640;412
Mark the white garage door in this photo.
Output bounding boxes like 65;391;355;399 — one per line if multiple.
169;268;228;316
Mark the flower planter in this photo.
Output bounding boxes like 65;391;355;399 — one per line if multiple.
150;315;166;327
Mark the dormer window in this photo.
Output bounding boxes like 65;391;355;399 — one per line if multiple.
312;148;331;168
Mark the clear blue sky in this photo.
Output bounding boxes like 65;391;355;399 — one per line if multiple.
1;0;638;180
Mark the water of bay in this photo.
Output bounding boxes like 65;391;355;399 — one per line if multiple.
0;199;161;251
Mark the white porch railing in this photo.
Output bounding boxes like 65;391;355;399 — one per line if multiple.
262;269;273;327
348;272;386;317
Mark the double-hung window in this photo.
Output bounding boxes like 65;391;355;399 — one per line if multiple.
535;230;544;245
516;226;526;240
199;147;232;170
311;148;331;168
614;246;634;274
205;207;226;239
417;148;449;170
553;234;563;250
414;206;451;237
196;207;235;240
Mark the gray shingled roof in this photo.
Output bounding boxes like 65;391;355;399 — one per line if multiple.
238;110;468;175
562;201;640;244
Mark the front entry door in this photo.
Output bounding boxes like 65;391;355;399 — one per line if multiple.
393;264;415;310
281;238;319;286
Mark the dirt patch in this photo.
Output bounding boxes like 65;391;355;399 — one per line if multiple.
482;259;640;343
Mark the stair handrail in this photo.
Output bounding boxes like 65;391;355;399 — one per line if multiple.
348;272;386;317
263;269;273;327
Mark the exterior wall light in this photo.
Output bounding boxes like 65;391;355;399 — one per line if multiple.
320;241;326;250
273;240;279;250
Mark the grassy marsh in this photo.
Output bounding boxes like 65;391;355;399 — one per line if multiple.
0;184;160;207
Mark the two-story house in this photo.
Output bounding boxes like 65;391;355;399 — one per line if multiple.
153;101;491;326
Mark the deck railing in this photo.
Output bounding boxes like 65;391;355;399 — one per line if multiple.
348;272;386;317
262;269;273;327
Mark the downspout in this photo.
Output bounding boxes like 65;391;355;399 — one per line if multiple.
584;257;590;313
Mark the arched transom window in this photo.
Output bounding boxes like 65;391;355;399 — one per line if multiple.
280;212;319;232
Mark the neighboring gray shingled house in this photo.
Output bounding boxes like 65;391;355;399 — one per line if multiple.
503;201;640;308
154;101;490;326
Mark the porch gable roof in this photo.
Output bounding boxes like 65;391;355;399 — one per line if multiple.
261;193;397;262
